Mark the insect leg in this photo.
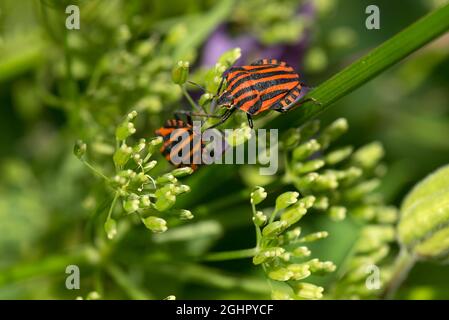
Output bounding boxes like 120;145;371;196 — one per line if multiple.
207;107;236;129
246;114;254;129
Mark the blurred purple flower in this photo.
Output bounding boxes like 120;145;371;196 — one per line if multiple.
201;2;315;70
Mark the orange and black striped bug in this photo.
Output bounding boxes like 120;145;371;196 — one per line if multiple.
210;58;318;129
155;115;204;171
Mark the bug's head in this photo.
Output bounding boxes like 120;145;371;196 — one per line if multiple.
216;91;233;108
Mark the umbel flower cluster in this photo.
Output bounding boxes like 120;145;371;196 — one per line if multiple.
75;111;194;239
250;188;335;300
279;118;399;298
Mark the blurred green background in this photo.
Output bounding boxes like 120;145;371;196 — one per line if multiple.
0;0;448;299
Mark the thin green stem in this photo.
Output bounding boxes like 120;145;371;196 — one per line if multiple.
106;264;153;300
251;202;262;246
381;249;416;299
82;160;110;181
107;192;119;220
202;248;257;262
181;85;206;113
268;208;279;225
266;3;449;131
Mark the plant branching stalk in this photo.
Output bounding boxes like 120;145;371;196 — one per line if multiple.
267;3;449;131
381;249;416;299
202;248;257;261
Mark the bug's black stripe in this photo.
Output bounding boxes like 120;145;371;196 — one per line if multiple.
235;94;259;110
248;99;262;114
232;77;298;100
260;89;290;101
228;70;297;93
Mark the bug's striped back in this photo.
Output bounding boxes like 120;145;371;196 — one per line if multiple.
155;119;204;170
221;59;301;115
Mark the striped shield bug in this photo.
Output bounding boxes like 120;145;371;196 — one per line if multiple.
155;115;204;171
210;58;319;128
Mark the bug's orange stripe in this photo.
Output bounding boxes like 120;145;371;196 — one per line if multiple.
230;73;298;96
227;66;290;89
259;93;291;112
240;96;260;112
170;132;193;157
233;89;257;104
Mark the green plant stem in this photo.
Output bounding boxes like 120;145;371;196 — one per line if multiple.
202;248;257;261
105;264;153;300
182;85;206;113
266;3;449;131
82;160;110;181
107;192;119;220
381;249;416;299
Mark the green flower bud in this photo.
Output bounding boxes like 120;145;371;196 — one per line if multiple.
217;47;241;68
104;218;117;240
313;196;329;211
154;192;176;211
294;159;325;174
299;231;329;243
268;267;293;281
281;128;301;150
139;195;151;208
253;247;285;265
116;121;136;141
292;246;311;258
275;191;299;211
143;216;168;233
113;144;132;168
318;118;348;149
297;195;316;209
294;172;319;190
356;225;395;252
86;291;101;300
328;206;347;221
157;173;177;184
262;221;288;238
292;139;320;161
171;60;189;85
253;211;267;226
325;146;353;165
352;142;384;170
178;209;194;220
271;290;294;300
171;167;194;178
312;172;339;191
280;205;307;227
398;165;449;261
251;186;267;205
376;206;398;224
287;264;311;280
123;195;140;214
293;283;324;300
307;258;336;273
344;179;380;202
74;140;87;159
173;184;190;195
198;93;213;107
144;160;157;172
